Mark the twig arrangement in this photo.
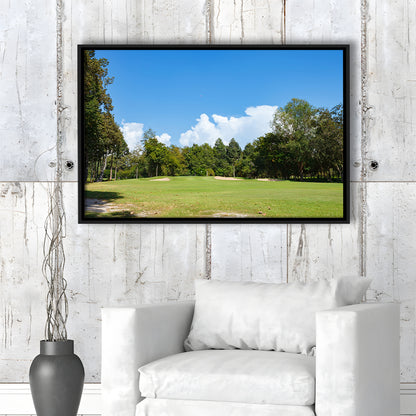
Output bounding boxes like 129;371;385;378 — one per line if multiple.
42;179;68;341
39;0;69;342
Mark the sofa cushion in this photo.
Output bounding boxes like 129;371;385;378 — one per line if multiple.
139;350;316;406
184;277;371;354
136;398;316;416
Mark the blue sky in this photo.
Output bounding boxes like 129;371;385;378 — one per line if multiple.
94;48;344;150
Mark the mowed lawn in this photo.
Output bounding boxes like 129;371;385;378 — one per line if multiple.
85;176;343;218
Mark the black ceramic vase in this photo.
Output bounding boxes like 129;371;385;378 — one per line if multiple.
29;340;84;416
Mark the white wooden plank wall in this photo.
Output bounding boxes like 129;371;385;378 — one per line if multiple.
364;0;416;383
0;0;57;182
0;2;415;413
284;0;363;284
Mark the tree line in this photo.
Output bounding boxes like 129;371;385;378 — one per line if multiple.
83;50;344;183
117;132;246;180
83;50;128;183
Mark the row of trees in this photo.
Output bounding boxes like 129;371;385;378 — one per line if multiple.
256;99;344;180
114;99;343;181
115;133;244;180
83;50;344;183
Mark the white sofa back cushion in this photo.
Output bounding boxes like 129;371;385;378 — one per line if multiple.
184;277;371;355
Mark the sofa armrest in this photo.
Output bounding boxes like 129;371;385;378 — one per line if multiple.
315;302;399;416
101;301;195;416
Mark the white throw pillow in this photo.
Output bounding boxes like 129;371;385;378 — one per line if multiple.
184;277;371;355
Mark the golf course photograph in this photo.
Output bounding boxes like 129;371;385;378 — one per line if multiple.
79;46;348;222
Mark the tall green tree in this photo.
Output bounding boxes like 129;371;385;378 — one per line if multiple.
236;143;257;178
252;132;292;178
165;145;187;176
311;105;343;180
213;138;230;176
183;144;215;176
83;50;128;182
142;130;168;177
226;138;242;177
119;145;145;179
97;112;127;181
271;98;317;180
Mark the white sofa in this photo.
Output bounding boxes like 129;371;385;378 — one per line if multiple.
101;279;399;416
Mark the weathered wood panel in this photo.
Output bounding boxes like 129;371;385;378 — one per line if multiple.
363;0;416;382
285;0;362;182
288;183;361;282
210;0;283;43
365;183;416;382
0;183;47;381
211;224;287;282
0;0;57;182
365;0;416;181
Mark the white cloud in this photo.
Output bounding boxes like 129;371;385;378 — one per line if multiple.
120;121;144;151
179;105;278;148
121;121;172;149
156;133;172;146
179;114;219;147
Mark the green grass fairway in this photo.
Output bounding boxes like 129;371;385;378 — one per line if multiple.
85;176;343;219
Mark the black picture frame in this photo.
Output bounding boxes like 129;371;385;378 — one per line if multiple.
78;44;350;224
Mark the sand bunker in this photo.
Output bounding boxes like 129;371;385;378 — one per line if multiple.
150;177;170;181
214;176;242;181
257;178;279;182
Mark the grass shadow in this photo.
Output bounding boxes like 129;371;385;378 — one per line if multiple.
85;190;123;203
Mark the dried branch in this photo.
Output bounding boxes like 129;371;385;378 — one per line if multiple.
42;181;68;341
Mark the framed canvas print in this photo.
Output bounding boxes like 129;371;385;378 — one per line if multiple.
78;44;349;223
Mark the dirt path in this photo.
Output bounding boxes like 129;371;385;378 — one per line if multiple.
85;198;112;213
85;198;137;215
211;212;248;217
